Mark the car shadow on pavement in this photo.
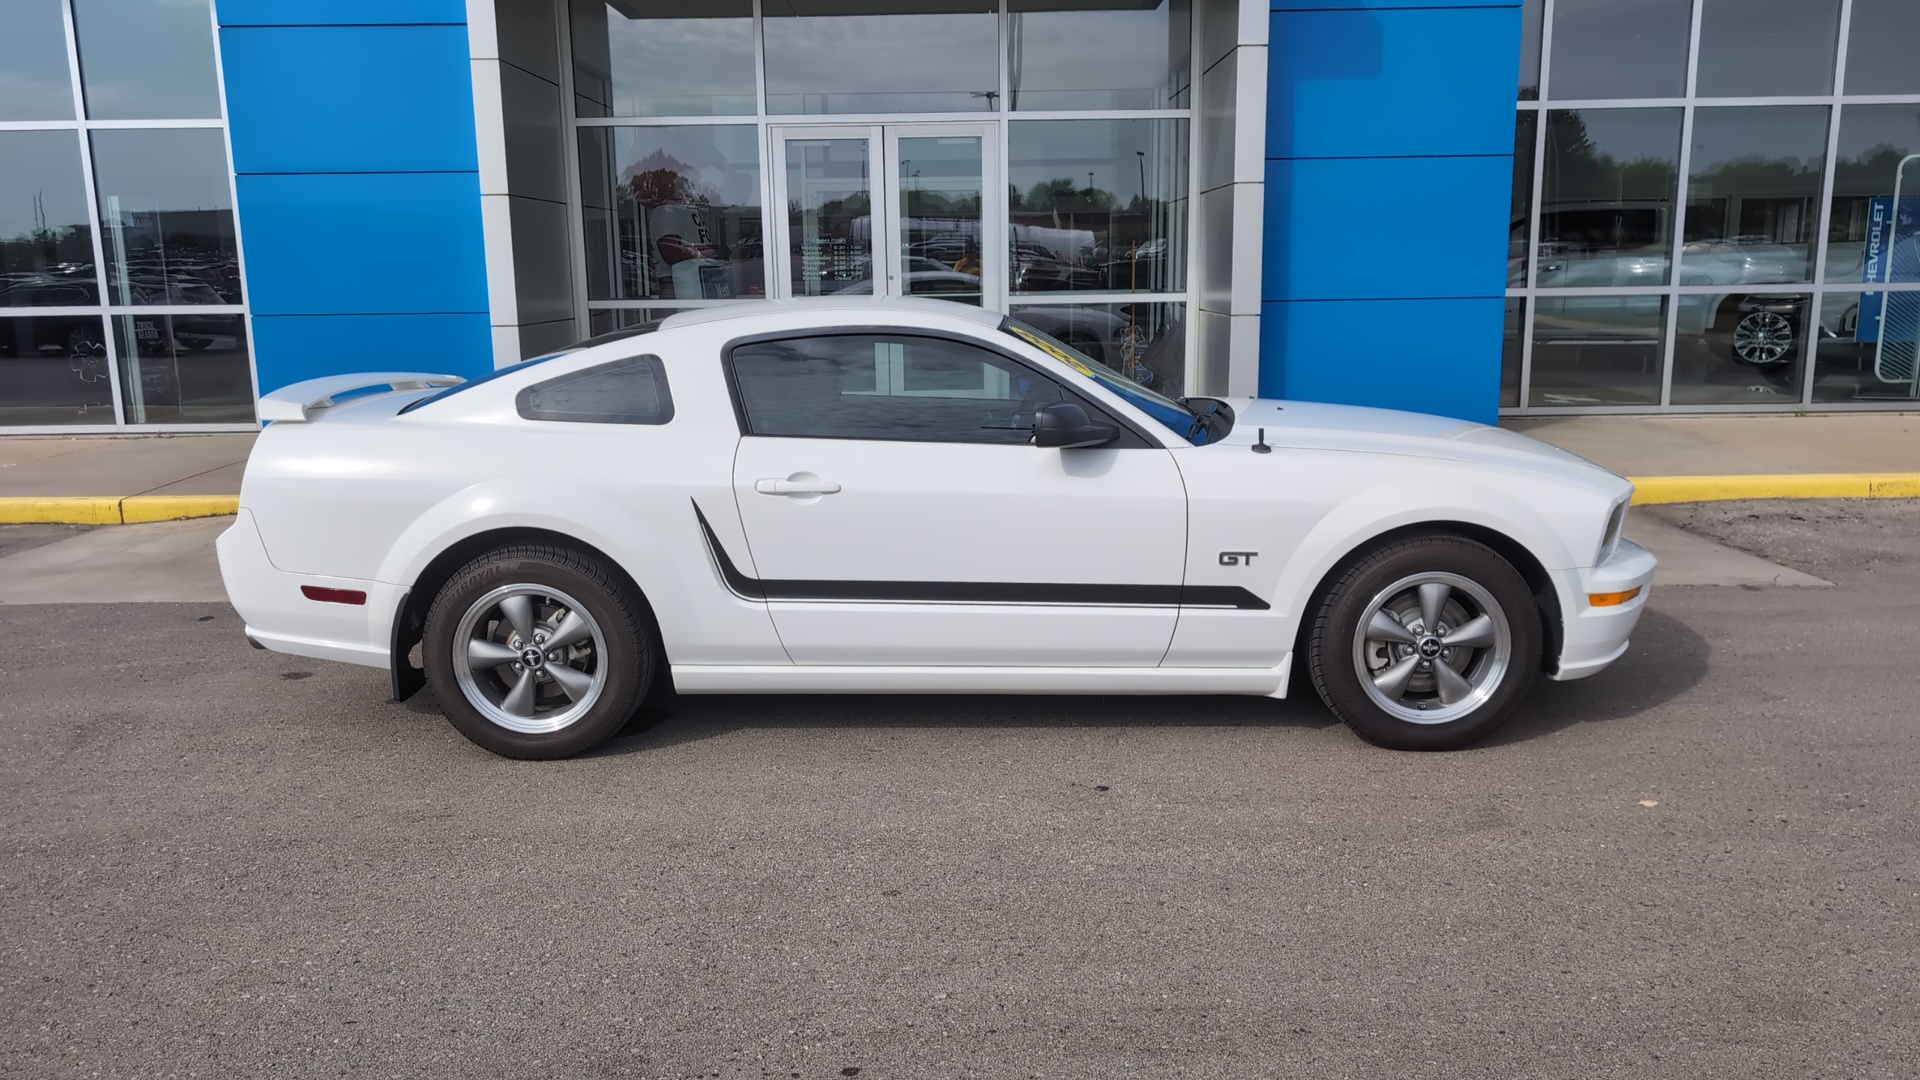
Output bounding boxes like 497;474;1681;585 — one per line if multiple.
1483;607;1710;748
594;691;1340;757
588;607;1709;756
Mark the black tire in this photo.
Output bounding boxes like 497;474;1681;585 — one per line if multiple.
1307;534;1542;751
422;544;655;759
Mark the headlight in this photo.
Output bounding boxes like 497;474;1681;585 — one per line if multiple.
1598;500;1628;564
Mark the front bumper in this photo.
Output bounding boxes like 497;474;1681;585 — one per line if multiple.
1549;538;1657;681
215;508;399;670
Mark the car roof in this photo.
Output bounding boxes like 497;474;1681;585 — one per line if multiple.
656;297;1006;332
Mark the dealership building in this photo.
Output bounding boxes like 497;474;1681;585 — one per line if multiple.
2;0;1918;433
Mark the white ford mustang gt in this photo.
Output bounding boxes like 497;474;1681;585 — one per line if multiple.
218;298;1654;759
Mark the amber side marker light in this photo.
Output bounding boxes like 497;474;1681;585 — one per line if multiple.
301;585;367;605
1587;587;1642;608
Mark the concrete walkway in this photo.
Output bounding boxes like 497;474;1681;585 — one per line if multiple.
1503;413;1920;476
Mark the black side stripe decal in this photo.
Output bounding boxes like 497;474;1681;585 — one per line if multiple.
693;501;1269;611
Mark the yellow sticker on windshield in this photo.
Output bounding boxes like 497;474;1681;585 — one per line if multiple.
1007;324;1102;378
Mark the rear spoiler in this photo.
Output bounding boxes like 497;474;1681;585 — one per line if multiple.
258;372;465;422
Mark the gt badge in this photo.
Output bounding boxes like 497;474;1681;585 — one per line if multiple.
1218;551;1258;567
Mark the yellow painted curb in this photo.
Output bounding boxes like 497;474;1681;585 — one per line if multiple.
0;497;126;525
1629;473;1920;505
0;495;238;525
120;495;240;523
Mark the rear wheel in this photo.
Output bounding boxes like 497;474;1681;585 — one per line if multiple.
422;544;654;759
1307;535;1542;750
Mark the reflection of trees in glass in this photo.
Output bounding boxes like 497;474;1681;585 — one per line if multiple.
1545;112;1676;205
1012;178;1118;212
622;149;716;208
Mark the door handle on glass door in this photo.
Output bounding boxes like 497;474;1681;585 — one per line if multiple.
754;477;842;496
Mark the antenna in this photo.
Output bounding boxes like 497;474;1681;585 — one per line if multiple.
1252;428;1271;454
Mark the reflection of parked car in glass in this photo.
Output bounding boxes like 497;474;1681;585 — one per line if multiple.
1533;236;1812;377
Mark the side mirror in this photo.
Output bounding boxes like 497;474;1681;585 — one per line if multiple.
1032;401;1117;449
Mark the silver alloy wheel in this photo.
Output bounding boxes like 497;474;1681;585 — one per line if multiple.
1732;310;1794;366
1351;571;1513;725
451;584;608;735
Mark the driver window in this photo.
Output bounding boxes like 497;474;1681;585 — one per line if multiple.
732;334;1064;444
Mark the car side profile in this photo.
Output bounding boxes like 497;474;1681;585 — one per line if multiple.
218;298;1654;759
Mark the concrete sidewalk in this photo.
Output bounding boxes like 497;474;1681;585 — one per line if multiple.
0;412;1916;523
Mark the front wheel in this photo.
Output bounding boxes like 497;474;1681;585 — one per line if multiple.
422;544;655;759
1307;535;1542;750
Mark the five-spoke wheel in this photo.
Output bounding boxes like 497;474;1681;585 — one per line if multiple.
1309;535;1541;750
423;544;656;759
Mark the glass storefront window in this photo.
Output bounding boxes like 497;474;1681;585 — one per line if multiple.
784;137;874;297
1547;0;1691;101
569;1;756;118
1529;295;1667;406
1670;292;1810;406
1006;0;1190;111
1844;0;1920;96
72;0;221;120
578;126;765;302
1518;0;1541;102
2;0;77;120
1008;119;1187;295
0;314;115;425
89;128;240;305
1010;302;1185;399
1501;298;1525;407
1;131;97;307
763;1;998;115
897;135;984;305
1679;107;1827;286
1824;105;1920;285
111;312;253;423
1537;109;1682;289
1812;291;1920;403
1695;0;1840;98
1509;112;1536;286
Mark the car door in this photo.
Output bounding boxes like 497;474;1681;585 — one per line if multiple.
720;329;1189;666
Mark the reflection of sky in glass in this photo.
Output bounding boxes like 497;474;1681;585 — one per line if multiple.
73;0;221;120
577;4;757;117
1009;120;1184;204
1007;2;1186;110
764;7;997;113
0;132;88;241
1846;0;1920;95
90;129;233;216
0;0;75;120
1695;0;1839;97
1549;0;1691;100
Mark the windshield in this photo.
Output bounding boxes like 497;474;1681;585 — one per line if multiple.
1001;318;1212;444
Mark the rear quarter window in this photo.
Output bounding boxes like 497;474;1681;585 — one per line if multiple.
517;354;674;425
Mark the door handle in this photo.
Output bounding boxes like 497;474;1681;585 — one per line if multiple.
755;477;842;496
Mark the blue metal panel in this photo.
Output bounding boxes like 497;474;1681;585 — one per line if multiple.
1262;155;1513;302
221;26;478;174
1259;298;1503;423
236;172;488;317
1268;7;1523;159
250;314;493;394
216;0;466;25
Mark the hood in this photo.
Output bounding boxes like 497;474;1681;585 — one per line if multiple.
1213;398;1620;482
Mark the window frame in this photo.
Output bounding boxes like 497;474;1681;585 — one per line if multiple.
718;325;1156;447
516;352;676;426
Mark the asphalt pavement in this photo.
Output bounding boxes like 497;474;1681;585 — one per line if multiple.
2;501;1916;1079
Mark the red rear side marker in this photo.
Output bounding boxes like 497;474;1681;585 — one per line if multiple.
301;585;367;605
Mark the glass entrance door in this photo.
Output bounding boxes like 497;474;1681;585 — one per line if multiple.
769;124;997;307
